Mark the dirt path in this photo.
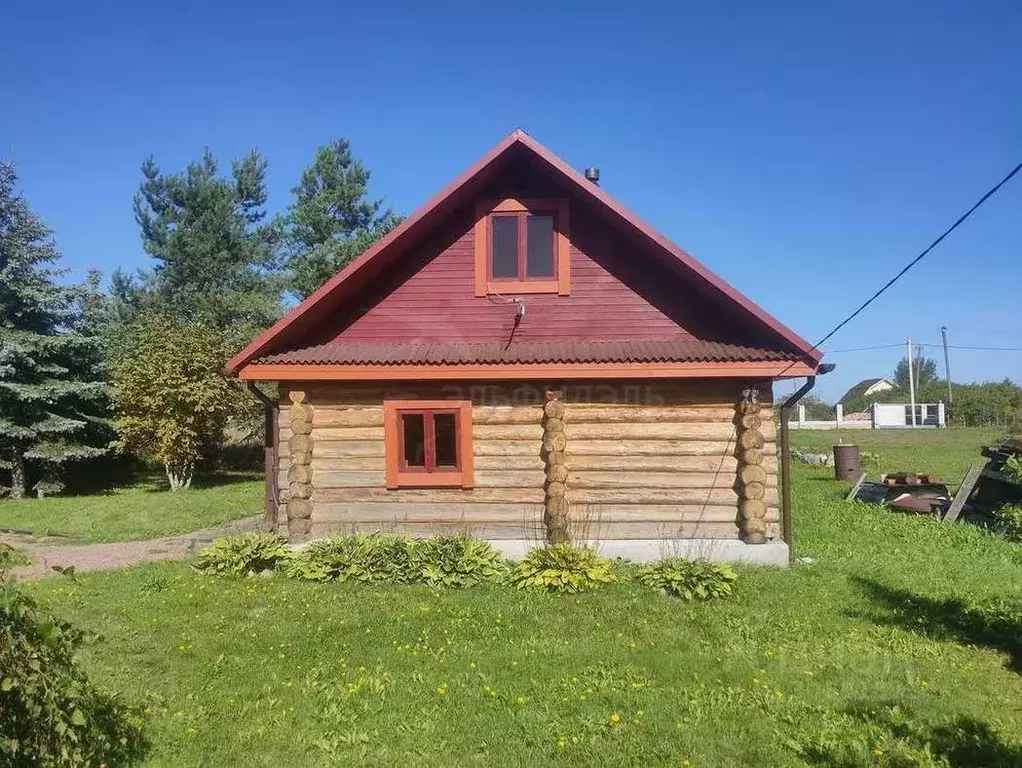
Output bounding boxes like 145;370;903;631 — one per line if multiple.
2;516;263;581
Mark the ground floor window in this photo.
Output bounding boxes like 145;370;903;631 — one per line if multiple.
384;400;474;488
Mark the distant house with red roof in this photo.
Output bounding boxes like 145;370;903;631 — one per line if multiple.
228;131;824;563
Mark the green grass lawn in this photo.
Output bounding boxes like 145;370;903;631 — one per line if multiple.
0;474;263;542
26;429;1022;766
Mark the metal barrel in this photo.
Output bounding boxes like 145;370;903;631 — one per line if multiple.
833;444;862;481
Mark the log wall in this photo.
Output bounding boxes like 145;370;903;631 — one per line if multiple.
275;380;778;543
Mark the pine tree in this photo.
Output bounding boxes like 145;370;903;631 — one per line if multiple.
286;139;399;298
0;162;110;498
132;149;283;339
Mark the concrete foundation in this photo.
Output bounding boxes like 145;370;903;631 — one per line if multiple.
489;538;790;566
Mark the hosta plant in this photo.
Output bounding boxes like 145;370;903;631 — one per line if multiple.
509;543;615;594
193;533;294;576
638;557;738;600
285;533;421;584
416;535;508;587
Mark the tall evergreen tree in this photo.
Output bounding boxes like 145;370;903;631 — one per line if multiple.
0;162;110;498
286;139;399;298
132;149;283;338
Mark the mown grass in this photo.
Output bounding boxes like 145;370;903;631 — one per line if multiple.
0;474;262;542
27;429;1022;766
790;426;1001;484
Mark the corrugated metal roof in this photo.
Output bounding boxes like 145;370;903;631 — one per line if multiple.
254;340;798;366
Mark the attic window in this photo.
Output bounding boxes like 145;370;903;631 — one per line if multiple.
475;199;570;296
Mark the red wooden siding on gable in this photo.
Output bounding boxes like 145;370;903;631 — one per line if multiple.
309;154;775;350
315;206;769;348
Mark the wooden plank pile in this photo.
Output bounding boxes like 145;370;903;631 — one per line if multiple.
952;438;1022;520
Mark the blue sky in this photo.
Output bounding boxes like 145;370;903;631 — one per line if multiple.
4;0;1020;401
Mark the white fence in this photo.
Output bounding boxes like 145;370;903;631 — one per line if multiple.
787;402;946;430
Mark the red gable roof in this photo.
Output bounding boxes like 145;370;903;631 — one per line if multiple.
227;130;821;376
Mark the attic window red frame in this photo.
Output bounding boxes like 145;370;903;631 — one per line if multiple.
474;198;570;296
384;400;474;489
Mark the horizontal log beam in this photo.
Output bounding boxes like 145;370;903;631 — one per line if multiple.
564;503;778;522
311;456;386;472
566;422;775;441
312;470;386;488
313;440;387;458
308;521;545;540
314;487;546;504
565;405;740;423
566;440;776;457
313;426;385;442
566;454;777;473
312;408;385;427
568;487;777;505
472;406;544;425
312;503;544;524
473;424;544;441
568;470;776;490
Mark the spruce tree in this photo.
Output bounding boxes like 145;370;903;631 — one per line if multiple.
0;162;109;498
286;139;399;298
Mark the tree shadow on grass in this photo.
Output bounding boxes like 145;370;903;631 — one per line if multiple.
800;701;1022;767
853;577;1022;673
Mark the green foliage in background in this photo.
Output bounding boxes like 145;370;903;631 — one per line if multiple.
110;313;255;490
0;162;113;499
510;543;615;593
131;149;283;337
637;557;738;600
285;139;400;299
992;506;1022;543
893;354;940;390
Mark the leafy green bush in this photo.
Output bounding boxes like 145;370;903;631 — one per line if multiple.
993;506;1022;543
637;557;738;600
286;533;420;584
193;533;293;576
416;535;507;587
0;575;146;764
509;544;615;593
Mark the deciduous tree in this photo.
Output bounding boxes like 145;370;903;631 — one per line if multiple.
110;313;251;490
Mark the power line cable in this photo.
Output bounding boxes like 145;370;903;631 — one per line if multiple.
806;159;1022;357
699;160;1022;522
825;342;1022;353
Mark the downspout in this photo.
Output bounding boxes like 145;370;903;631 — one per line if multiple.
246;382;278;531
778;363;834;562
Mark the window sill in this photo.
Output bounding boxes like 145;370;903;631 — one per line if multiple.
387;471;472;490
486;279;561;295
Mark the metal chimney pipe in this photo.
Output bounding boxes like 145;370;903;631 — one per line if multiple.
584;167;600;185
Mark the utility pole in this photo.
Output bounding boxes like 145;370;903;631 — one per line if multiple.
940;325;953;404
907;337;917;427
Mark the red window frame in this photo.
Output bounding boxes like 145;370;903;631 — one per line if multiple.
396;409;460;474
474;198;570;297
487;210;558;283
384;400;474;489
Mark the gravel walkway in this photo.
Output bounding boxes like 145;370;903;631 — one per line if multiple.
2;516;264;581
